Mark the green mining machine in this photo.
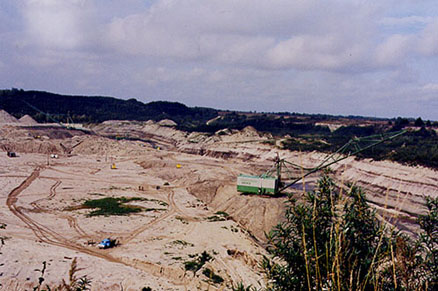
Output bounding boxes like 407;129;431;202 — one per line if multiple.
237;130;406;195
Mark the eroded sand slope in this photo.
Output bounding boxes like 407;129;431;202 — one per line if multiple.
1;120;437;289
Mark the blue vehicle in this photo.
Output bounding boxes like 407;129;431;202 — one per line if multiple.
97;238;117;249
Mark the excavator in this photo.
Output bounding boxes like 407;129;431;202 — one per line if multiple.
237;130;406;195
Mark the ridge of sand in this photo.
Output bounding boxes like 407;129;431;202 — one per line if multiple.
19;114;38;125
0;109;19;123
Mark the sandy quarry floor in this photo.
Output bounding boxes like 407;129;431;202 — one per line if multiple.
1;120;438;290
0;150;268;290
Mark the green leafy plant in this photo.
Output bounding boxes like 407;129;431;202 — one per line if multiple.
418;197;438;287
171;240;194;247
33;258;91;291
263;175;394;290
184;251;212;275
232;282;258;291
202;268;224;284
175;216;189;224
262;175;438;290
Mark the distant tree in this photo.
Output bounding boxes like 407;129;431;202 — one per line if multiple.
415;117;425;127
426;120;432;127
393;117;410;130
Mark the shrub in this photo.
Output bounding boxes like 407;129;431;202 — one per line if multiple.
184;251;212;275
202;268;224;284
262;175;438;290
418;197;438;287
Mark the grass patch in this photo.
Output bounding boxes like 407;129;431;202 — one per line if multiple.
82;197;143;216
88;192;105;196
207;211;230;222
202;268;224;284
184;251;212;274
206;215;226;222
215;211;229;217
107;185;131;190
144;208;167;212
230;225;239;232
171;240;194;247
146;198;168;207
81;196;168;216
176;216;189;224
0;236;10;242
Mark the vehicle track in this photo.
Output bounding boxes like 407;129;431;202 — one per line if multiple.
27;180;90;238
45;167;110;183
7;167;98;252
5;167;203;288
121;191;177;244
48;180;61;199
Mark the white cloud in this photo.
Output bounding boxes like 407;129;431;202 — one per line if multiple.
380;16;433;27
422;83;438;92
23;0;91;50
266;34;367;70
375;34;413;66
103;0;382;72
418;19;438;55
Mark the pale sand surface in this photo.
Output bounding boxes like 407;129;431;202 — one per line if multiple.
1;120;437;290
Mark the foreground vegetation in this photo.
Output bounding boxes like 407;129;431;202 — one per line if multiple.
33;258;91;291
82;197;147;216
254;174;438;290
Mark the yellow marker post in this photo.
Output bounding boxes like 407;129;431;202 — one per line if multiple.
111;163;117;169
176;164;181;169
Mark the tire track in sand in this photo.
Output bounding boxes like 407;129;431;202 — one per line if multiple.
29;180;89;238
6;167;211;289
121;191;177;244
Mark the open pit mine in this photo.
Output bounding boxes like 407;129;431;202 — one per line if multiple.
0;110;437;290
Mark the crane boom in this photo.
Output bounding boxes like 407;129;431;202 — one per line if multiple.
22;100;61;124
237;130;406;195
278;130;406;192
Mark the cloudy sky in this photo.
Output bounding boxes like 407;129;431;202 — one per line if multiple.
1;1;438;119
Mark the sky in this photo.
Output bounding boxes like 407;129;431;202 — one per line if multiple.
1;0;438;120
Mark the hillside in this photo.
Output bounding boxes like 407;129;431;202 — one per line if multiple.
0;89;217;127
2;89;438;169
0;89;397;135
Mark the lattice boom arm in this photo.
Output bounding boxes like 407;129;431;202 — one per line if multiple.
279;130;406;191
